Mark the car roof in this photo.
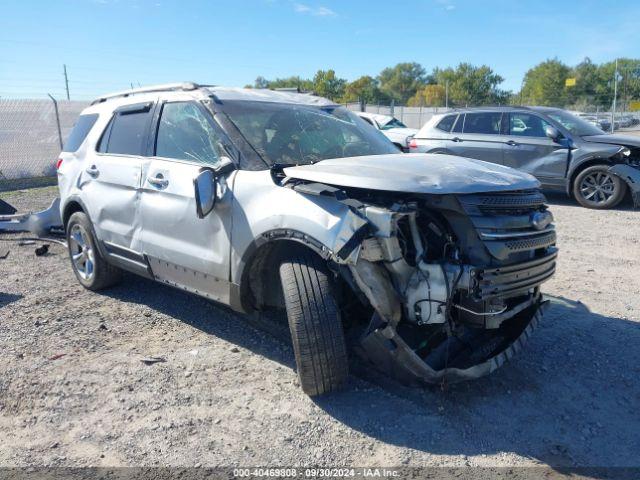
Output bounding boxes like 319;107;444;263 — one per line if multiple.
445;106;562;114
88;82;336;109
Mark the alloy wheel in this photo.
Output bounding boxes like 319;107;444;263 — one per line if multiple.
579;171;616;204
68;223;95;280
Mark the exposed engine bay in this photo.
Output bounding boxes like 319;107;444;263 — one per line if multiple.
288;178;557;384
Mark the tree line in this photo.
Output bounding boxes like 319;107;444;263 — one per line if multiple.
247;57;640;110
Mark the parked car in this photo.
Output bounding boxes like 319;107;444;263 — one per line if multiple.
354;111;417;152
57;83;557;396
410;106;640;209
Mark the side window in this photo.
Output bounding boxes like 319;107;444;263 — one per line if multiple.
509;113;552;137
102;107;152;155
435;114;456;132
463;112;502;135
452;114;464;133
63;114;99;152
155;102;222;166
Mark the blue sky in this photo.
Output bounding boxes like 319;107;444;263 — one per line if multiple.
1;0;639;100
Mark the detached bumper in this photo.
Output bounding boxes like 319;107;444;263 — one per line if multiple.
0;197;62;235
610;164;640;208
357;298;549;385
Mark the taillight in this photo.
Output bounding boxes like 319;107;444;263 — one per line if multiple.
409;138;418;149
56;158;63;169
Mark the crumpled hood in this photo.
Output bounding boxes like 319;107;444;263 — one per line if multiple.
384;127;418;137
283;153;540;194
582;134;640;148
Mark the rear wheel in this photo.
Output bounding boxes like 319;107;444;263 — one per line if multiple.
279;246;348;396
573;165;626;209
66;212;122;290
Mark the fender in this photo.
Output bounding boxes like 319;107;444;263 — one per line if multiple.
565;143;625;195
610;164;640;208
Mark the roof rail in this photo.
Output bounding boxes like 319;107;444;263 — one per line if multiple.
90;82;201;105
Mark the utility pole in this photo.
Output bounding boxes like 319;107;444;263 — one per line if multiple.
611;58;618;133
63;64;70;100
48;94;63;150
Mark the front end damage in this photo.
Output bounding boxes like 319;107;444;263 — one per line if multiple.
296;184;557;384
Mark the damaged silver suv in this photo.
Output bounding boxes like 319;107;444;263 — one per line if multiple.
57;83;557;396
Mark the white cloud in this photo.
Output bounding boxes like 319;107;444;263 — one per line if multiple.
435;0;455;11
293;2;336;16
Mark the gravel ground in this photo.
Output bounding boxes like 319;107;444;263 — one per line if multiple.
0;186;639;473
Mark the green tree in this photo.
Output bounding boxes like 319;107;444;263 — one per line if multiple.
594;58;640;109
341;75;384;104
520;59;571;106
378;62;427;103
312;69;346;101
433;63;508;107
253;76;269;89
266;76;313;92
407;84;446;107
567;57;599;108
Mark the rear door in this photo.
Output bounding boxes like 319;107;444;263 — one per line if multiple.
82;102;154;252
137;100;234;303
453;111;505;164
502;112;569;186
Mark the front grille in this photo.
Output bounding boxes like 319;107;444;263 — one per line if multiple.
457;190;556;261
460;190;546;216
472;249;558;299
505;231;557;252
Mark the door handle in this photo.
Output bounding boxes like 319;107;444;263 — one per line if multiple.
147;173;169;188
451;137;463;143
85;165;99;177
506;140;519;146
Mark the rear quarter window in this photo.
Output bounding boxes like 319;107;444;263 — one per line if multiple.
435;114;456;132
63;114;99;152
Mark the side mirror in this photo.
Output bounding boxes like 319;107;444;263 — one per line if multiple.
545;125;561;142
194;169;217;218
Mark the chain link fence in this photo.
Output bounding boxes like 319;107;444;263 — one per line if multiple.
345;103;450;129
0;98;87;188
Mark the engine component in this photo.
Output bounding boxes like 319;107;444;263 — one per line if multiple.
405;261;450;325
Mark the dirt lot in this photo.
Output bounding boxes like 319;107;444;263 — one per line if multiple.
1;186;639;472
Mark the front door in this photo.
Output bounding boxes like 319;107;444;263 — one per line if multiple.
502;112;569;187
138;100;234;303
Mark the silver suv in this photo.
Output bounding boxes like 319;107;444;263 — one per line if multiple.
58;83;557;396
411;107;640;209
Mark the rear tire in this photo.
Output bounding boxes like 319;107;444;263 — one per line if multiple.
573;165;626;209
66;212;122;291
279;246;348;396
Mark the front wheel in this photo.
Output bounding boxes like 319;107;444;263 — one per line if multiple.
279;246;348;396
573;165;627;209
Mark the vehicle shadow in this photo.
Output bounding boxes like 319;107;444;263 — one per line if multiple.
101;278;640;472
0;292;23;308
102;273;297;369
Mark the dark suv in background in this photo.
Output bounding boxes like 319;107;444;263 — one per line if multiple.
411;106;640;209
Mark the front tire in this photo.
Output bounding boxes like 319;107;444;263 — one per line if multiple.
66;212;122;290
573;165;626;209
279;246;348;396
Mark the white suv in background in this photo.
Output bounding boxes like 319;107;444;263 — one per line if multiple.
354;111;417;152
